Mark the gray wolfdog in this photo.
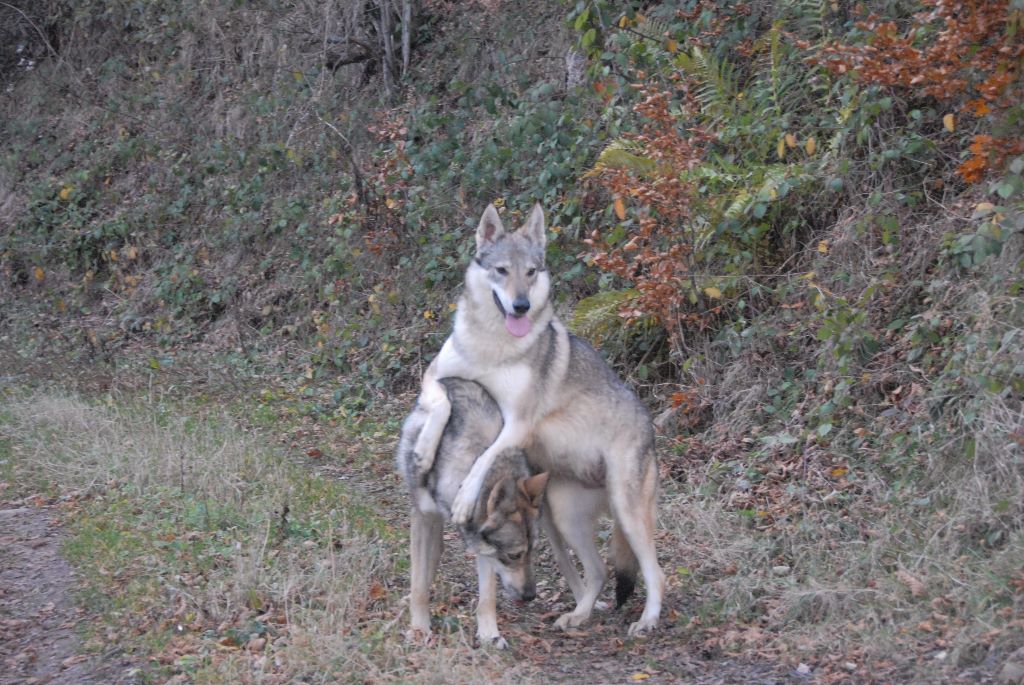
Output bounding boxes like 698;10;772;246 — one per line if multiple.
397;377;549;648
410;203;664;636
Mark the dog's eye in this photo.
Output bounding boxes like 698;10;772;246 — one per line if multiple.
496;267;508;276
526;268;536;277
507;551;523;561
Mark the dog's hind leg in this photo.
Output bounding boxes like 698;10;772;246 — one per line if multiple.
607;452;665;636
545;480;607;630
408;508;444;638
610;521;640;608
474;556;508;649
541;508;584;602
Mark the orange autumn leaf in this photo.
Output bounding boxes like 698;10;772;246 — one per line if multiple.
613;196;627;220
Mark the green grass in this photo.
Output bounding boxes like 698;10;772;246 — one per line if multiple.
0;390;534;684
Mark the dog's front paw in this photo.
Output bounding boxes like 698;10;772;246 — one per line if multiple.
627;617;658;637
450;482;478;525
404;627;433;644
412;448;435;474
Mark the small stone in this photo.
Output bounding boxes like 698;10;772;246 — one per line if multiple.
842;662;857;672
772;565;791;576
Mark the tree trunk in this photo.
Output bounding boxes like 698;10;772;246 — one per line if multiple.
400;0;413;77
378;0;396;96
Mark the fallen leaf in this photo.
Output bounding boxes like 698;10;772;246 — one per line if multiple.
614;196;626;220
897;569;926;597
943;113;955;132
703;286;722;299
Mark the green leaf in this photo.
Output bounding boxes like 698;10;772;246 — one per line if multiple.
574;8;590;31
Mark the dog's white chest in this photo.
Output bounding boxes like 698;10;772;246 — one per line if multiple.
478;363;534;411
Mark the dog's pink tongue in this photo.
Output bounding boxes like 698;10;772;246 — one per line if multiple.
505;313;532;337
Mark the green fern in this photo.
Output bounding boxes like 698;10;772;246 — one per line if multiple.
675;47;738;127
722;164;815;219
634;15;670;44
587;138;658;178
570;288;640;345
779;0;829;40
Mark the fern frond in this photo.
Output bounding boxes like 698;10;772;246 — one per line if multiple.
570;288;640;345
720;164;805;219
724;189;753;221
585;139;657;178
779;0;828;40
675;47;738;126
634;15;670;43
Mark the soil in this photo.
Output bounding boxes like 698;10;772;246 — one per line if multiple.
0;504;134;685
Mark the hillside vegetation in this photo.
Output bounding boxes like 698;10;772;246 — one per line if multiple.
2;0;1023;683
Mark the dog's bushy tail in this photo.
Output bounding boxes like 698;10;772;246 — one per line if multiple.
611;523;639;608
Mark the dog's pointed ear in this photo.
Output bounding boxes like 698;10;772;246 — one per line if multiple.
520;203;546;248
476;204;505;253
485;476;514;517
518;472;549;509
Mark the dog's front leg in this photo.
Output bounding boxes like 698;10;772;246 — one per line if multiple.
450;422;527;524
411;376;451;474
412;342;478;474
475;555;507;649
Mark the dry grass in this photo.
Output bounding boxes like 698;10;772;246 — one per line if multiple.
0;391;537;684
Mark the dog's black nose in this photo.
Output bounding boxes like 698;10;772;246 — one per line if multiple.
512;297;530;315
520;587;536;602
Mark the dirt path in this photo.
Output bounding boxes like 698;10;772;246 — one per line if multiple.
0;504;130;685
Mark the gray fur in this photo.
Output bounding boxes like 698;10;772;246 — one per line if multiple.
398;378;547;648
409;203;665;637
